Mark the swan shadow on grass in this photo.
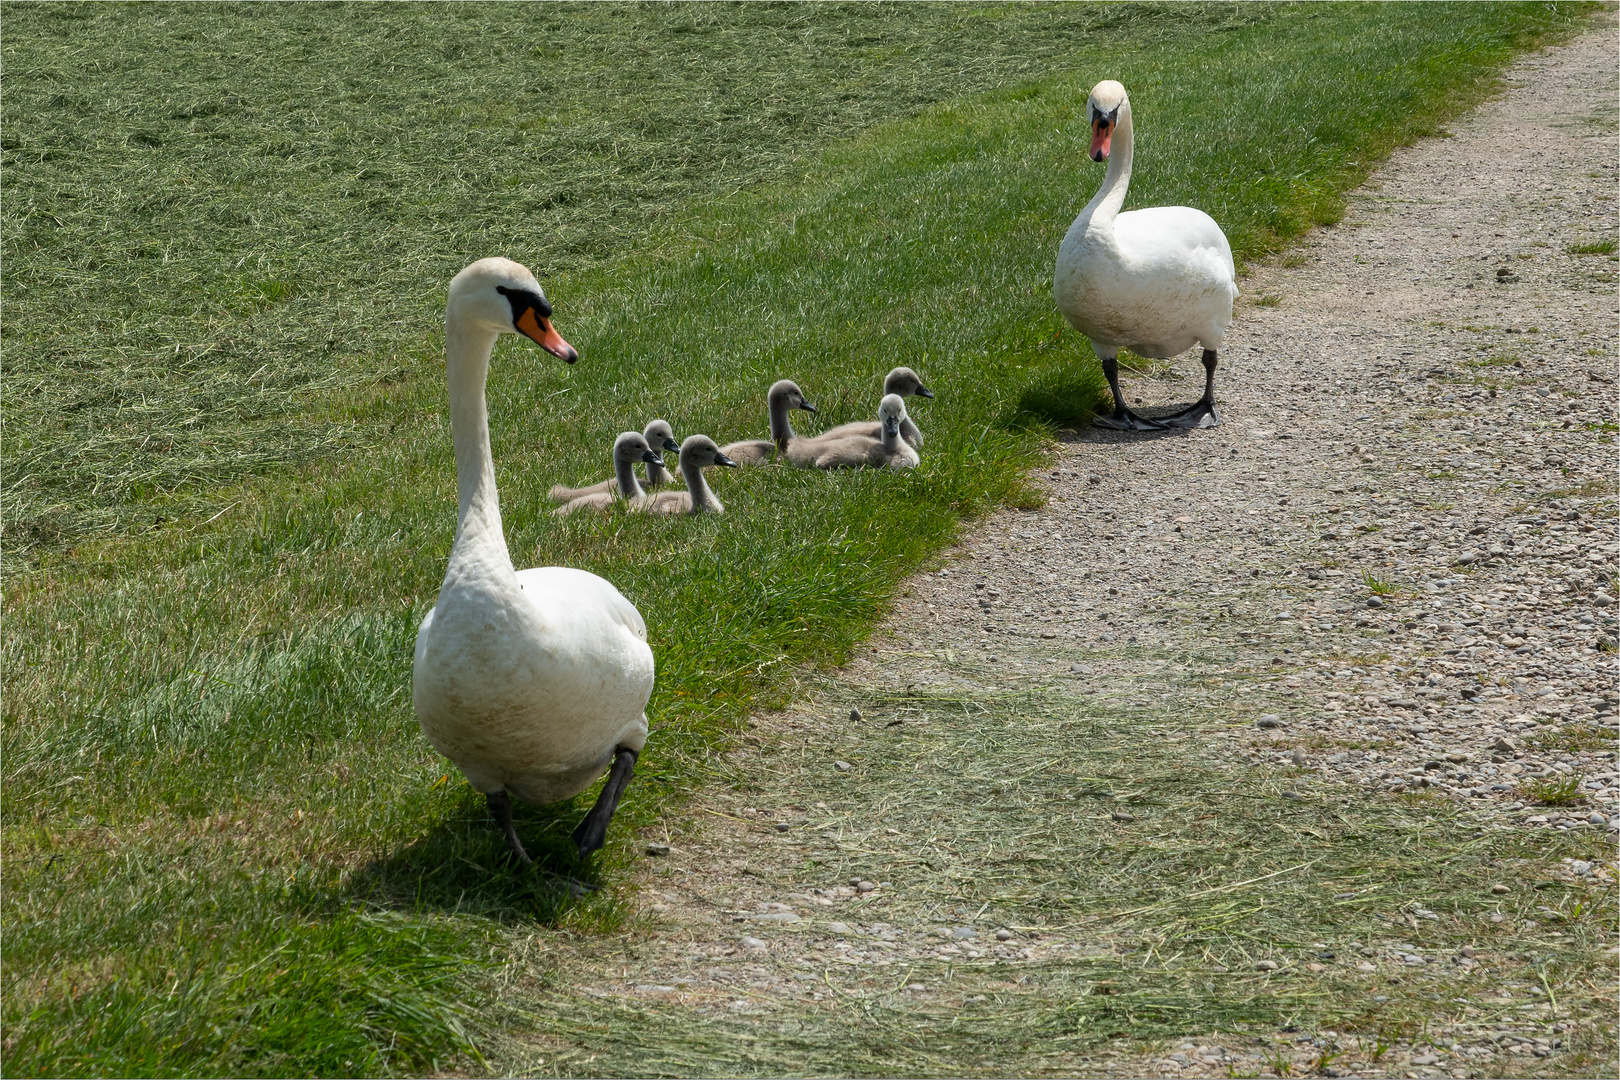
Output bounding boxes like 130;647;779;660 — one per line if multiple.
1010;373;1111;432
347;793;611;925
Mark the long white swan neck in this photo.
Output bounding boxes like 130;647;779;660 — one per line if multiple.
1083;101;1134;226
444;308;515;577
768;392;797;450
682;456;716;512
615;449;646;500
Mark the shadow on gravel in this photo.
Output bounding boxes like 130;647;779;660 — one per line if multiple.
1011;370;1208;443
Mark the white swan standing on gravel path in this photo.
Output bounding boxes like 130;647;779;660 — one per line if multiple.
413;257;652;864
1054;80;1238;431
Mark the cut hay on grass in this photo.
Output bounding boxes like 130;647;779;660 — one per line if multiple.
492;659;1615;1076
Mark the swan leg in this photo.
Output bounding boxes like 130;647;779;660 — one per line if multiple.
1092;352;1168;431
487;790;532;865
571;746;639;858
1157;349;1221;429
486;789;594;895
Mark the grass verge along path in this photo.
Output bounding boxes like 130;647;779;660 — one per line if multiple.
1;3;1595;1076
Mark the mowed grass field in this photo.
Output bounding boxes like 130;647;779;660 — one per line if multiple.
0;3;1594;1076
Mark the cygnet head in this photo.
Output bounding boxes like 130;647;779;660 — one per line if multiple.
1086;80;1128;163
768;379;817;414
446;256;578;362
643;419;681;453
614;431;663;468
680;434;739;470
878;393;907;437
884;366;934;399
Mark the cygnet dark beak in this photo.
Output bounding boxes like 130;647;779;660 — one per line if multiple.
915;385;935;399
715;453;740;469
799;400;818;414
641;449;664;465
662;437;681;452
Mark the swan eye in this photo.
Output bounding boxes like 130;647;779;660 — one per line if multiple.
495;284;552;322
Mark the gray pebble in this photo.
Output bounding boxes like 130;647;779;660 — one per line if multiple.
1256;715;1281;729
740;936;767;949
834;760;851;772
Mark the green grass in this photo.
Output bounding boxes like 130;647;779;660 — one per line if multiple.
1;2;1596;1075
1362;571;1398;596
6;909;484;1078
1521;773;1588;806
1566;238;1618;255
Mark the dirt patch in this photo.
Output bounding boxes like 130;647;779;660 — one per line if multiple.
488;25;1617;1078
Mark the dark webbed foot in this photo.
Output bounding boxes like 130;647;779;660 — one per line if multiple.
1156;348;1221;428
1093;407;1169;432
487;790;593;894
571;746;639;858
539;869;593;897
1154;399;1220;429
1095;352;1169;432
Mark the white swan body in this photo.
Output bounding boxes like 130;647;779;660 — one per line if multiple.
413;258;652;858
1054;81;1236;430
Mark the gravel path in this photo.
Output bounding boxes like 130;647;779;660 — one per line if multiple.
501;26;1616;1079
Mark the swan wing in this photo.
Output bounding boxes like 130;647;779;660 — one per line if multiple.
1115;206;1236;288
517;566;647;642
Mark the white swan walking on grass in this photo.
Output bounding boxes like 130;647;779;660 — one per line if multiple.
413;257;652;865
1054;80;1238;431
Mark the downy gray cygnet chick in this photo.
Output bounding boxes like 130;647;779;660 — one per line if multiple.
549;419;680;502
635;435;738;514
553;431;665;515
814;366;933;448
792;394;918;470
719;380;817;465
